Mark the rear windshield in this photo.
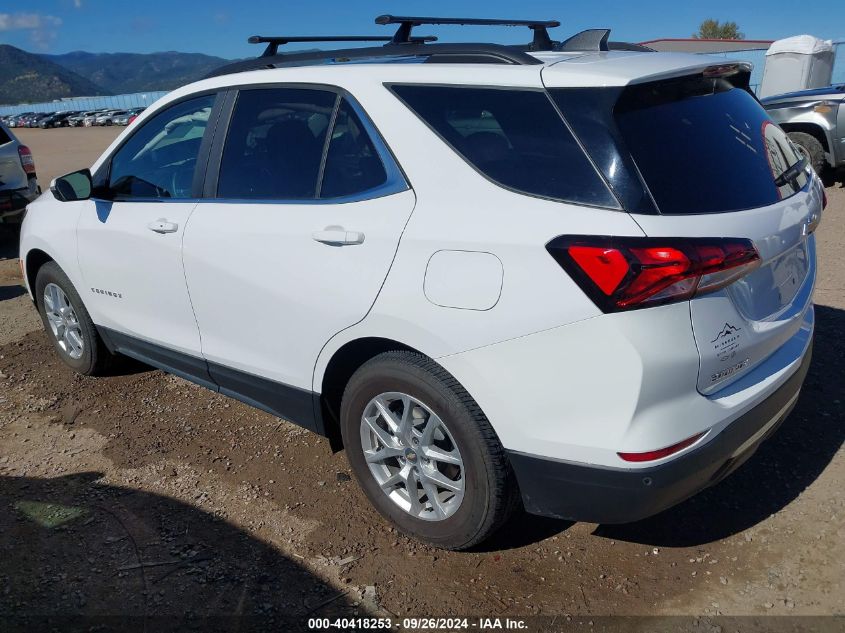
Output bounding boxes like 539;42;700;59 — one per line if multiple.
553;77;806;215
0;126;11;145
390;85;619;209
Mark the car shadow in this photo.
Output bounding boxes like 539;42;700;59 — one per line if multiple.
593;303;845;547
823;167;844;188
0;226;19;260
0;472;361;632
472;511;573;553
0;284;25;301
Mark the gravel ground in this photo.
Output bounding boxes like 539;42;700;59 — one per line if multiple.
0;128;843;629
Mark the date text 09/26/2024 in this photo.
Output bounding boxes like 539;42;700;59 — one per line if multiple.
308;617;529;630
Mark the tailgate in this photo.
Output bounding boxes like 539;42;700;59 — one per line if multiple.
547;68;822;394
0;142;27;191
634;188;819;394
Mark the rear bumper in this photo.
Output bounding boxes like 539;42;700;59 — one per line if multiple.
508;340;812;524
0;184;38;223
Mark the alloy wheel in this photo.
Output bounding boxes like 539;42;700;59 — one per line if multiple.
43;283;84;360
360;392;464;521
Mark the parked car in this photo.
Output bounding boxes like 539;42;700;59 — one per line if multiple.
37;111;75;129
67;111;97;127
36;112;58;128
20;16;823;550
11;113;36;128
53;111;81;128
0;121;39;225
94;110;126;126
127;109;146;126
82;110;107;127
19;113;42;128
113;108;145;126
762;84;845;177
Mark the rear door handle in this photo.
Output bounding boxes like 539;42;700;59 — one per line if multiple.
311;227;365;246
147;219;179;234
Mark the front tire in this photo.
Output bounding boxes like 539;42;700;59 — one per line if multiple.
787;131;826;175
35;261;114;375
340;351;518;550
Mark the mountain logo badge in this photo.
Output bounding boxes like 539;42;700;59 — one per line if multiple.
711;322;742;362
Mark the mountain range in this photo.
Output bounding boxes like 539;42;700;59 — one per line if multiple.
0;44;232;105
0;45;106;104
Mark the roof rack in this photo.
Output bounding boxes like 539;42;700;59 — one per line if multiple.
375;14;560;51
207;42;543;78
248;35;438;58
204;15;645;79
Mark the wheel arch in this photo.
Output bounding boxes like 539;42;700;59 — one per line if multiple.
779;121;831;154
23;248;54;300
318;336;423;451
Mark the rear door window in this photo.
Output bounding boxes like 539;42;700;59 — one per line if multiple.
217;87;337;200
390;85;619;208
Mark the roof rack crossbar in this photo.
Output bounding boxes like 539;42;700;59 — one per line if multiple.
207;42;544;78
375;14;560;51
248;34;437;57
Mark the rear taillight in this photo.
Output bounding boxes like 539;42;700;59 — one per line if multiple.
18;145;35;175
547;236;761;312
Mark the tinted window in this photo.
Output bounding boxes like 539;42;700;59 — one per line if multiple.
613;78;807;214
0;126;11;145
390;85;618;208
320;99;388;198
108;94;214;199
217;88;337;199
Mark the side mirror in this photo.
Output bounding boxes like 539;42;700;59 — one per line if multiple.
50;169;92;202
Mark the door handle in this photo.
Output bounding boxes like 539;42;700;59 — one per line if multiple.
147;219;179;234
311;227;365;246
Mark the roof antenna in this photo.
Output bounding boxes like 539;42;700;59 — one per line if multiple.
557;29;611;52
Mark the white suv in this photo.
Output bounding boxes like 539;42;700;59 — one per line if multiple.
19;16;823;550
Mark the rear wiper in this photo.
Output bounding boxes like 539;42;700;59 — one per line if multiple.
774;154;808;188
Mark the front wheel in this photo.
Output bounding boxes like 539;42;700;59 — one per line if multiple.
787;131;826;175
340;351;518;550
35;261;115;375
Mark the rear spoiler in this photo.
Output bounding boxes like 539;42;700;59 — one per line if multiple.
543;57;753;89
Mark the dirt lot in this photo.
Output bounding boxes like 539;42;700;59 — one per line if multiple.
1;128;843;630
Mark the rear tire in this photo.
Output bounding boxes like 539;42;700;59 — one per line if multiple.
340;351;519;550
35;261;114;376
787;131;826;176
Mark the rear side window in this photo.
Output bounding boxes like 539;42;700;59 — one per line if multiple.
217;88;337;200
612;77;807;214
390;85;619;208
321;99;388;199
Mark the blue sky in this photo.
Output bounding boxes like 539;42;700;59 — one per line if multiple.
0;0;843;57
